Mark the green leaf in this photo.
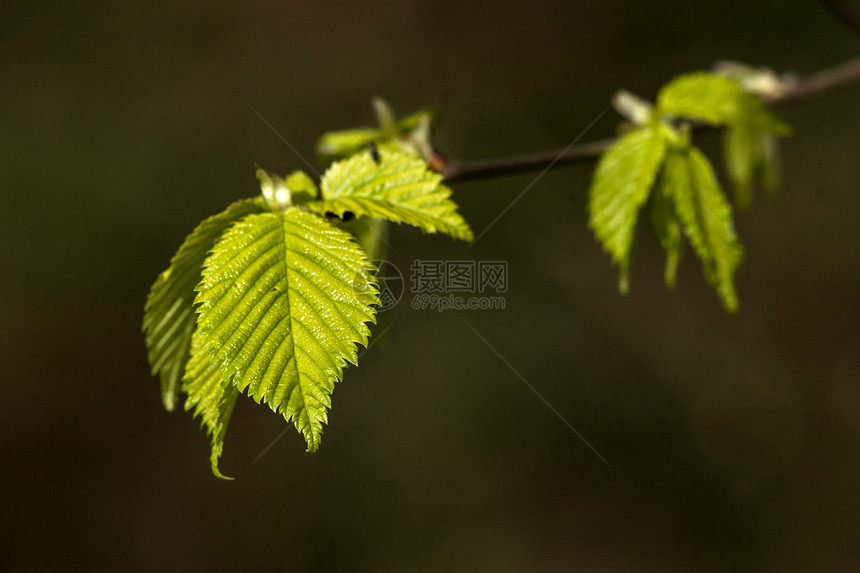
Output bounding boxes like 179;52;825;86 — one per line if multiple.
143;197;266;411
657;72;790;134
724;125;782;209
759;131;781;193
286;171;319;204
308;150;473;241
724;124;758;209
649;171;684;288
315;100;439;166
182;328;239;479
194;209;379;452
664;147;743;312
657;73;746;125
372;96;397;136
316;127;381;165
588;126;668;292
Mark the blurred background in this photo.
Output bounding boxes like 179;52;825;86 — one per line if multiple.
2;1;860;570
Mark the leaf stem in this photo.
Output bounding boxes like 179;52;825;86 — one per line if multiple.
441;55;860;184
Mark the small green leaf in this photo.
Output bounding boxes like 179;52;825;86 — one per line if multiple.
724;124;758;209
372;96;397;136
183;328;239;479
657;73;746;125
286;171;319;204
664;147;743;312
724;125;782;208
649;171;684;288
315;100;439;165
588;126;668;292
310;150;473;241
316;128;381;165
143;197;266;411
195;209;379;452
657;72;790;135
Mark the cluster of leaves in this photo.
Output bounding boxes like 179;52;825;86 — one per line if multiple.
146;68;792;477
588;72;790;311
144;146;472;478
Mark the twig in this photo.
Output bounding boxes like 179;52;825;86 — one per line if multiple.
441;55;860;184
819;0;860;35
441;138;614;183
766;54;860;105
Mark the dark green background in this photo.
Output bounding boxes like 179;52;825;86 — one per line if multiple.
3;1;860;570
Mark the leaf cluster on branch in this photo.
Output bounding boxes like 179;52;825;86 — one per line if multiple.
145;53;860;477
590;71;789;312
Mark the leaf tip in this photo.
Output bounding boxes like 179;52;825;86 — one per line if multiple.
210;445;234;480
162;390;177;412
304;435;321;454
664;261;679;290
618;267;631;294
721;288;741;314
211;464;234;481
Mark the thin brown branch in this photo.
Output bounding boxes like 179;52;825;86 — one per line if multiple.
766;55;860;105
441;55;860;184
819;0;860;35
441;138;615;183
